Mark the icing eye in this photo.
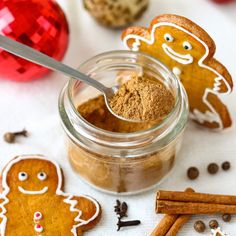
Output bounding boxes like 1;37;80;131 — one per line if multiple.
183;41;192;50
37;172;47;181
18;172;28;181
164;33;174;42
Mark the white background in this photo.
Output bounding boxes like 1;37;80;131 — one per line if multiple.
1;0;236;235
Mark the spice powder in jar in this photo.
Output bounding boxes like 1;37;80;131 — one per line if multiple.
59;51;189;194
109;74;175;122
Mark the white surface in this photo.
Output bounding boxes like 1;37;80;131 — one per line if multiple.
0;0;236;235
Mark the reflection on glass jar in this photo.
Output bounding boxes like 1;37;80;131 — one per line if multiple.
59;51;189;194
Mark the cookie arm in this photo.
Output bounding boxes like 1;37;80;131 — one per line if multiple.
0;178;5;224
0;198;5;224
73;196;101;233
122;26;150;50
207;58;233;94
206;92;232;129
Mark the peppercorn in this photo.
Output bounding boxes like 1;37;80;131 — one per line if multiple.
207;163;219;174
209;219;219;229
222;161;230;171
194;220;206;233
222;213;231;222
187;167;199;180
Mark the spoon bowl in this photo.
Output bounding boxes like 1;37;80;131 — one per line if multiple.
0;35;140;122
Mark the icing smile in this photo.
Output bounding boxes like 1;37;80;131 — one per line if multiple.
162;43;193;64
18;186;48;195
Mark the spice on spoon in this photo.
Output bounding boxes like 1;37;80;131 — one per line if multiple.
3;129;28;143
109;75;175;122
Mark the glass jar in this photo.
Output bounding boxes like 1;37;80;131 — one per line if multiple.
59;51;189;194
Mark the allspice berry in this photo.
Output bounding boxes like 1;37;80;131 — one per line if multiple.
209;219;219;229
187;167;199;180
194;220;206;233
207;163;219;174
222;161;230;171
222;213;231;222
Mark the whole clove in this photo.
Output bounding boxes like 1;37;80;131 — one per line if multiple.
117;218;141;231
3;129;28;144
114;200;121;213
115;200;141;231
114;200;128;218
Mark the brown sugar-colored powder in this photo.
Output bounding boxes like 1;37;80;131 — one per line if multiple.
109;75;175;122
78;95;157;133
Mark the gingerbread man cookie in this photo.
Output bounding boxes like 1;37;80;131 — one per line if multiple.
122;14;233;129
210;227;229;236
0;155;101;235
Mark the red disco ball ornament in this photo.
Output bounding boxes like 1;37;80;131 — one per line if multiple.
0;0;69;82
211;0;234;3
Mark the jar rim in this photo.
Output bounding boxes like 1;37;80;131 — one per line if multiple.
66;50;185;139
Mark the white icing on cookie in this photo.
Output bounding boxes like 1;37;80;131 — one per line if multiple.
18;172;28;181
37;172;47;181
210;227;229;236
132;43;140;52
0;155;100;236
183;41;192;50
18;186;48;195
164;33;174;42
190;109;218;124
213;77;223;92
34;224;43;233
190;88;222;125
162;43;193;64
123;22;232;129
34;211;43;221
173;67;182;77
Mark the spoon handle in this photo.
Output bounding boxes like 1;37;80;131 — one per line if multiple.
0;35;107;93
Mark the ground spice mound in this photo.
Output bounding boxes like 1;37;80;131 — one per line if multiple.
78;96;157;133
109;76;175;121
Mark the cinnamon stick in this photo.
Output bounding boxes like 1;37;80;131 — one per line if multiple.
150;214;179;236
166;215;190;236
151;188;193;236
157;190;236;205
157;200;236;214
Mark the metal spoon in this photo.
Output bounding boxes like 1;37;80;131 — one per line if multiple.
0;35;133;122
